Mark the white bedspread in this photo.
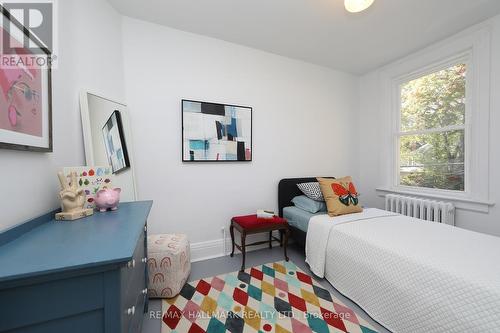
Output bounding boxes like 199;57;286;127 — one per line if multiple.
305;208;398;277
306;208;500;333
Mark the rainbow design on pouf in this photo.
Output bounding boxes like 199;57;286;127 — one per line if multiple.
162;261;377;333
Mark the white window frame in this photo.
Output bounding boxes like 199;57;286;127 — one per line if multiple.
394;54;470;195
376;26;492;212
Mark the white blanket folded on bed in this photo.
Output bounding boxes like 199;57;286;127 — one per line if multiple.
305;208;397;278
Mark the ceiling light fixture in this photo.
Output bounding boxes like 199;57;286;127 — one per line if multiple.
344;0;374;13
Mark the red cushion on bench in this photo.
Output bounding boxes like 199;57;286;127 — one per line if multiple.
232;214;287;229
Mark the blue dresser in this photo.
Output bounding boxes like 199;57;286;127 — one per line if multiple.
0;201;153;333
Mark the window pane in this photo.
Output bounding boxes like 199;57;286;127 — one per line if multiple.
400;130;464;191
400;63;466;132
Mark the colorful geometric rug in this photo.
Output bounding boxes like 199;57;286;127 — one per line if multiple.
161;261;378;333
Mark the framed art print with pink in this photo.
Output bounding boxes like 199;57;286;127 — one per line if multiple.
0;5;52;152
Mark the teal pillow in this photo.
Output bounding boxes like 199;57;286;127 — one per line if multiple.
291;195;327;214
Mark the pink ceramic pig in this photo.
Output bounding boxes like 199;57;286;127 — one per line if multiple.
95;188;121;212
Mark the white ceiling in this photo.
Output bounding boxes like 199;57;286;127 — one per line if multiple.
108;0;500;74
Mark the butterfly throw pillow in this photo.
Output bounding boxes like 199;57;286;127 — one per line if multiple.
317;176;362;216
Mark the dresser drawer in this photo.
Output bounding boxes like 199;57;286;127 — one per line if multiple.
120;231;146;290
121;278;148;333
0;274;104;332
128;291;148;333
120;227;148;332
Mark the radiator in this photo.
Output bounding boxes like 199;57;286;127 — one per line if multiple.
385;194;455;226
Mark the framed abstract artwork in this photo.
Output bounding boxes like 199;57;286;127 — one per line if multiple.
102;111;130;174
182;100;252;162
0;5;52;152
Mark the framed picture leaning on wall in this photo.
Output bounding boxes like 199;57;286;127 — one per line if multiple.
102;110;130;174
0;5;52;152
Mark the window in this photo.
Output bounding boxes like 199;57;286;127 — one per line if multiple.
397;62;467;192
377;28;491;211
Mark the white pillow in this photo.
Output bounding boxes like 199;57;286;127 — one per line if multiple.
297;182;324;201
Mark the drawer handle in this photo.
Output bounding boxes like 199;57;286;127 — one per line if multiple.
141;257;147;263
127;306;135;316
142;288;148;295
127;259;136;268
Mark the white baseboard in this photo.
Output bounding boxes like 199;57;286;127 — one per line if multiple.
190;232;287;263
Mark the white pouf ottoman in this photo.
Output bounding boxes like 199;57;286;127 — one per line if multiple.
147;234;191;298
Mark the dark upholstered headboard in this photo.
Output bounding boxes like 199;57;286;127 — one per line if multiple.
278;177;335;217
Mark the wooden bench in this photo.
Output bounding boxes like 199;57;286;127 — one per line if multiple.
230;215;290;272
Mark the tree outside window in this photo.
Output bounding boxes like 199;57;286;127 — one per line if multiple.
398;63;466;191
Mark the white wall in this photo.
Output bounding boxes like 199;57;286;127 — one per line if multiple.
7;0;495;255
358;15;500;237
121;18;359;256
0;0;125;231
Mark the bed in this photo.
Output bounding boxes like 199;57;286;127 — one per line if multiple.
278;177;500;333
278;177;334;248
282;206;324;233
